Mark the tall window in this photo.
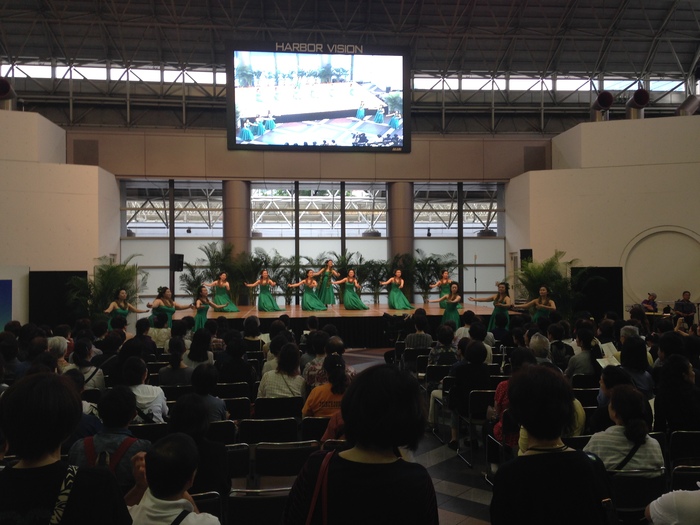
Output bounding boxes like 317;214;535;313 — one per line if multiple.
413;182;502;237
123;180;223;237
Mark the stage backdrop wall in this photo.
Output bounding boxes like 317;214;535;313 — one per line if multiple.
505;116;700;311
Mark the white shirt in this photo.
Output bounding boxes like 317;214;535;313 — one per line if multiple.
648;489;700;525
129;489;220;525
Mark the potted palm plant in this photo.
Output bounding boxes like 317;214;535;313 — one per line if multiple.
67;255;148;321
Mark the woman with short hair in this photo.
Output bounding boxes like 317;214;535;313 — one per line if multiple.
283;365;438;525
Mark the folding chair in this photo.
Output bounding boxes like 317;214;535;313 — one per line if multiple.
128;423;168;443
237;417;299;444
207;420;238;445
487;375;509;391
254;396;303;419
572;374;599;388
191;491;223;522
562;434;592;450
322;439;350;452
607;468;667;524
227;443;252;490
432;376;456;443
300;416;331;441
421;364;451;396
670;430;700;468
401;347;430;372
251;440;320;489
81;389;102;404
393;340;406;365
224;397;252;420
160;384;193;402
228;487;290;525
216;382;251;399
671;464;700;490
457;389;496;468
572;388;599;408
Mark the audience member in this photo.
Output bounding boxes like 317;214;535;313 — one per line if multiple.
69;386;152;493
158;337;194;386
183;329;214;369
490;365;612;525
191;364;227;422
168;394;231;497
283;365;438;525
0;373;131;524
128;433;221;524
302;354;348;418
257;343;305;398
584;384;663;474
653;354;700;433
123;356;169;423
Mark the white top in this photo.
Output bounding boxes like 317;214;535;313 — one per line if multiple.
257;370;305;398
130;384;169;424
182;350;214;369
583;425;664;474
129;489;220;525
648;489;700;525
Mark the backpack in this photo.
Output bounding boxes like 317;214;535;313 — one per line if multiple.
83;436;137;473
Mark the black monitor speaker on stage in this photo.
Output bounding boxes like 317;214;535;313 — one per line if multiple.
29;271;88;327
571;267;623;321
170;254;184;272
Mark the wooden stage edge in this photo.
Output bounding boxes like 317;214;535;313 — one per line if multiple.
172;303;499;322
172;303;499;348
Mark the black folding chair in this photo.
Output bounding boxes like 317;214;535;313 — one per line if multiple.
254;396;303;419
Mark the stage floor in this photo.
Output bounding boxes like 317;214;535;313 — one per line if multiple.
173;303;498;322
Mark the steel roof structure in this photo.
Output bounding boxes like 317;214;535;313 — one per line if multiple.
1;0;698;132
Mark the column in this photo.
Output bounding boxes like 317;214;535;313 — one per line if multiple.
387;181;413;257
222;180;251;254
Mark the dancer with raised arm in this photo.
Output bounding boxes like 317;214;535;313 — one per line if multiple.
513;285;556;323
192;285;227;333
333;269;369;310
289;270;328;311
147;286;192;327
245;269;283;312
203;271;240;312
380;269;413;310
314;259;340;306
429;282;462;326
468;281;511;331
104;289;149;330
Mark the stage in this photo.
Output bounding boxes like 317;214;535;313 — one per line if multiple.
173;303;499;348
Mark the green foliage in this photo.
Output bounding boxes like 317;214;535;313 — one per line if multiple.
514;250;580;320
329;250;365;304
277;254;302;305
67;255;148;320
413;249;458;302
232;248;268;305
384;92;403;114
179;263;205;300
358;259;388;304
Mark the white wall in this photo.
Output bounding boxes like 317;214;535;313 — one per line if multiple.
0;111;120;275
508;116;700;308
0;110;66;164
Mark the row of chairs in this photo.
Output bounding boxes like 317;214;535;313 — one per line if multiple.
129;414;331;445
83;381;262;405
189;438;349;525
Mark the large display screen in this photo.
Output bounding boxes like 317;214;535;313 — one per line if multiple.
226;42;410;153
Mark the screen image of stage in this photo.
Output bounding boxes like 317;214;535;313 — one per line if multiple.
228;46;408;151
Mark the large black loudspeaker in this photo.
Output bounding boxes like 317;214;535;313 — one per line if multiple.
29;271;87;327
170;254;184;272
571;267;623;321
520;249;533;267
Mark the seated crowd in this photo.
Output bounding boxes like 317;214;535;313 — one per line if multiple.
0;301;699;524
